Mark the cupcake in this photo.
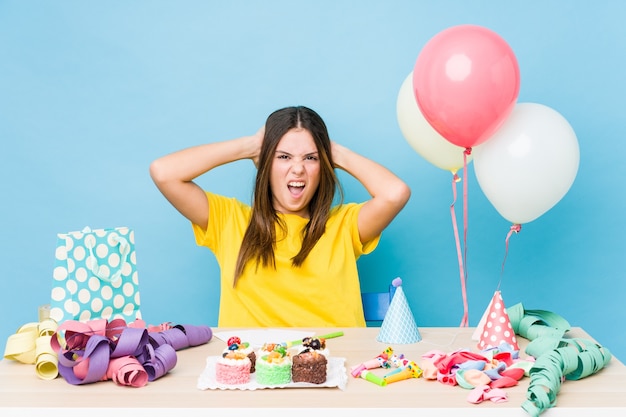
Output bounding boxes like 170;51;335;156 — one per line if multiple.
291;337;329;384
215;351;251;385
255;343;292;385
224;336;256;373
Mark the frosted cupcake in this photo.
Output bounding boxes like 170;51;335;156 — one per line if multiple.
256;343;292;385
224;336;256;373
215;351;251;385
292;337;329;384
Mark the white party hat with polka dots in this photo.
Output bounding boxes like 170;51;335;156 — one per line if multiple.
476;290;519;351
377;277;421;344
471;296;493;341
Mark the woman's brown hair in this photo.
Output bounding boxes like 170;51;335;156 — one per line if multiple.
233;106;342;285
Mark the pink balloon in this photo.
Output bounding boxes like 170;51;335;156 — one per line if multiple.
413;25;520;149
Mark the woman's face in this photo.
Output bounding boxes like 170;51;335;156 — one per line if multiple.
270;127;321;218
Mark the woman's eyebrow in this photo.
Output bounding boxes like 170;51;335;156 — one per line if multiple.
275;150;319;157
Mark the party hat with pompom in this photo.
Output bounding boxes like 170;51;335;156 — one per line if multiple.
377;278;421;344
476;290;519;351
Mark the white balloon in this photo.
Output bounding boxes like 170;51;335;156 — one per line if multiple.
473;102;580;224
397;72;471;173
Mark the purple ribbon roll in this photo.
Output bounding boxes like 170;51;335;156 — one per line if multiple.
143;344;177;381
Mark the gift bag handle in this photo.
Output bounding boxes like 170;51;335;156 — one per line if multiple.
85;230;131;283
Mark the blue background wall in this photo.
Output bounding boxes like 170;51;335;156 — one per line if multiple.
2;1;624;361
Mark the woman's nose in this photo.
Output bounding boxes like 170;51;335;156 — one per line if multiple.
291;160;304;174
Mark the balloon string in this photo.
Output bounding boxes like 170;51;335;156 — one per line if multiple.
450;171;468;327
461;147;472;326
499;223;521;290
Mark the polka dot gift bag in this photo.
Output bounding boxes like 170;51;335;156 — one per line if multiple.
49;226;142;324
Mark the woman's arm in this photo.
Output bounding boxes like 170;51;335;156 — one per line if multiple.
331;142;411;244
149;131;262;229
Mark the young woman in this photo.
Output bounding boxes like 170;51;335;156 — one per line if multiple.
150;106;410;327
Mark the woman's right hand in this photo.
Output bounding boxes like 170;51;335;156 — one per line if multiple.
251;126;265;168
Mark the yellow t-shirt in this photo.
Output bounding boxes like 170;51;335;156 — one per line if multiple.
192;192;380;327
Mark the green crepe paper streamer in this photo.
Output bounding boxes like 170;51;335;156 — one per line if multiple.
521;340;612;417
522;349;564;417
565;339;612;380
508;302;612;417
523;309;571;331
508;303;571;340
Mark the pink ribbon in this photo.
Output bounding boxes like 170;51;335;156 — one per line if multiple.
106;356;149;387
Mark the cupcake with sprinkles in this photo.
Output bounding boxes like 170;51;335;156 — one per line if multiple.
256;343;292;386
224;336;256;373
291;337;329;384
299;336;329;356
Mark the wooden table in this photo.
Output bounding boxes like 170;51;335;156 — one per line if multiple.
1;327;624;416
